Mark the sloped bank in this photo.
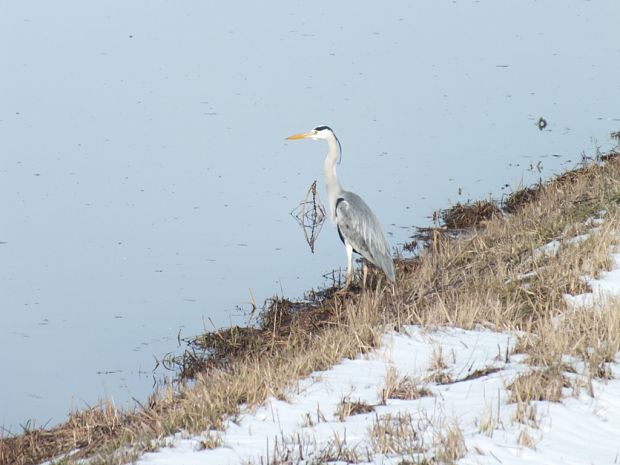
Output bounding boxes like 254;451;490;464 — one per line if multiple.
3;150;620;465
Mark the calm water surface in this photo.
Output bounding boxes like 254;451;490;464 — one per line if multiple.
1;1;619;431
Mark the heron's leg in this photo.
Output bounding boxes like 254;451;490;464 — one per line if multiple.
345;242;354;287
362;262;368;289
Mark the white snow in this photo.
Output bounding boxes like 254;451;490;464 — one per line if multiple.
565;253;620;309
135;226;620;465
136;325;620;465
139;328;524;465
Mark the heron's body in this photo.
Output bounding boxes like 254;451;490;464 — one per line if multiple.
287;126;395;285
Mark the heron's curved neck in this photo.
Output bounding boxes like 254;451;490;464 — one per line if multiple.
323;136;342;222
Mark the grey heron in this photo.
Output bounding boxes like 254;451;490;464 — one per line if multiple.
286;126;395;286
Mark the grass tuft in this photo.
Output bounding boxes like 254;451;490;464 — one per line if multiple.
382;367;433;403
508;368;569;403
335;399;375;421
440;200;501;229
369;412;424;456
433;421;466;465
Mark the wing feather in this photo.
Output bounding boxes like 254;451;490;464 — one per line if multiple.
335;191;395;282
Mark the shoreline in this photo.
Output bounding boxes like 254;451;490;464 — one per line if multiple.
3;147;620;465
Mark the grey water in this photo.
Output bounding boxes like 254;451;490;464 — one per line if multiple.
1;0;619;432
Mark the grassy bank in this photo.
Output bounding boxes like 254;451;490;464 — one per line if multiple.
3;150;620;465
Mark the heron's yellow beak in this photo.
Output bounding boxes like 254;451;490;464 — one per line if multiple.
286;132;309;140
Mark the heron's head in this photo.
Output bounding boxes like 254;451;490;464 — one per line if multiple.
286;125;342;163
286;125;335;141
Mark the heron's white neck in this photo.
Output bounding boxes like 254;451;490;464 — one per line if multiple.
323;135;342;223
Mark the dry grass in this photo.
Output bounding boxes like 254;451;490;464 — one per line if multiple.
368;411;466;464
425;345;454;384
440;200;501;229
433;421;466;465
197;431;223;450
0;401;133;465
502;184;543;214
369;412;425;456
261;430;369;465
335;398;375;421
477;406;499;437
512;401;540;428
517;427;538;449
382;366;433;403
5;155;620;465
508;368;570;403
308;433;368;464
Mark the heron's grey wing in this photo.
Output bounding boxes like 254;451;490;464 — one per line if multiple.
335;192;395;282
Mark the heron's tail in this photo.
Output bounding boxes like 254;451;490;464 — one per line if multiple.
377;253;395;283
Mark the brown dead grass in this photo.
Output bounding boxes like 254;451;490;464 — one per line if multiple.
508;368;569;403
0;401;129;465
441;200;501;229
517;427;538;449
197;431;222;450
5;155;620;465
369;412;424;456
512;401;540;428
503;184;543;214
335;398;375;421
382;367;433;402
434;421;467;465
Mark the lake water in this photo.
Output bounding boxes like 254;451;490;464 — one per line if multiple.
1;0;619;432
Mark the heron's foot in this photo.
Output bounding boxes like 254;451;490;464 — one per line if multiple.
333;273;355;296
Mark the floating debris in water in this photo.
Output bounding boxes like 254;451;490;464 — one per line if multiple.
529;160;543;173
537;116;548;131
291;180;326;253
